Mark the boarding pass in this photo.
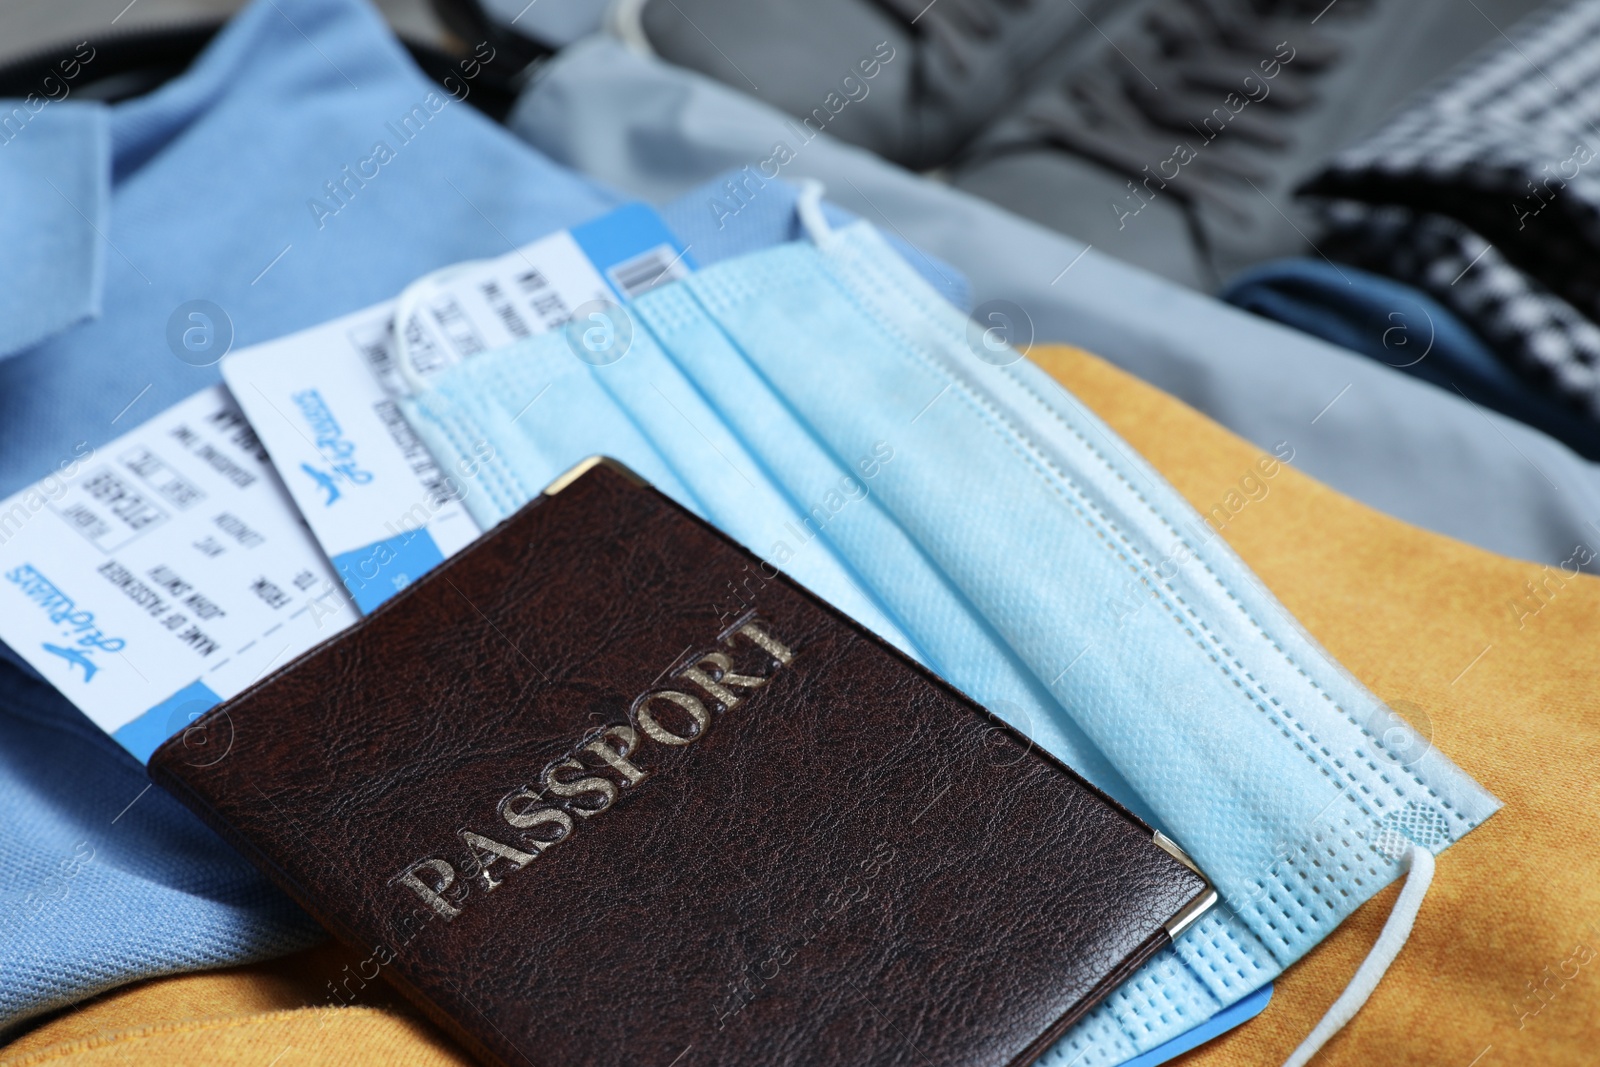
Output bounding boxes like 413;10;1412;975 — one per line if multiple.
0;204;692;758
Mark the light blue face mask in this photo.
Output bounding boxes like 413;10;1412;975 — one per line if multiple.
403;194;1498;1067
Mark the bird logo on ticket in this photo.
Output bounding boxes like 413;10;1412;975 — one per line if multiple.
291;388;373;506
5;563;126;682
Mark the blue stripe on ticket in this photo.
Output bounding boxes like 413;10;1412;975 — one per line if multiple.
113;678;223;762
332;527;446;614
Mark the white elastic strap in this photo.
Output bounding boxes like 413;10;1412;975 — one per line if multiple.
391;260;491;396
796;179;834;245
605;0;656;55
1280;842;1435;1067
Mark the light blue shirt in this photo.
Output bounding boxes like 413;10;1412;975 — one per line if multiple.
0;0;621;1029
0;0;968;1029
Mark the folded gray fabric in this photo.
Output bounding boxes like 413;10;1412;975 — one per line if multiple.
511;37;1600;568
615;0;1128;171
946;0;1535;288
615;0;1533;289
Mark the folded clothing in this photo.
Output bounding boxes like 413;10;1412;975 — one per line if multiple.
0;0;625;1031
945;0;1531;289
620;0;1531;290
1318;204;1600;417
1299;0;1600;427
1222;258;1600;461
620;0;1126;171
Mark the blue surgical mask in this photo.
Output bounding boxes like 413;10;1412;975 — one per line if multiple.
404;203;1498;1066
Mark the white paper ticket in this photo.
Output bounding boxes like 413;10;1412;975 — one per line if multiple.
222;202;693;614
0;204;693;758
0;385;355;760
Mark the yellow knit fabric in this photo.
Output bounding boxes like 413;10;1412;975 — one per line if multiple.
0;944;466;1066
6;345;1595;1066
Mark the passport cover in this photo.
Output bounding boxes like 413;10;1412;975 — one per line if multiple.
150;458;1212;1067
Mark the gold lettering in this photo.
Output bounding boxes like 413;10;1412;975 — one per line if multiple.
460;831;536;891
541;757;618;817
394;617;798;917
581;724;650;786
499;786;546;827
498;790;575;848
676;650;770;709
394;858;462;920
634;689;711;745
735;619;793;665
522;806;574;847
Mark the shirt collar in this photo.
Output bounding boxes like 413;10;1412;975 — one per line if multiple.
0;100;108;362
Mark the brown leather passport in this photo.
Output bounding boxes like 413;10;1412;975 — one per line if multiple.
150;458;1213;1067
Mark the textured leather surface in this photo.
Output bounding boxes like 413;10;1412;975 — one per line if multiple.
150;461;1207;1067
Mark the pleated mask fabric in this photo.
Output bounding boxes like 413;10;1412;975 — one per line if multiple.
403;216;1498;1065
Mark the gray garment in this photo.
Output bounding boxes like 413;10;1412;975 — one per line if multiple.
627;0;1128;171
511;37;1600;568
952;150;1213;290
618;0;1533;289
947;0;1535;289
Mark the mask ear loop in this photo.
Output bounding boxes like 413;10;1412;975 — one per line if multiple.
1280;842;1435;1066
391;257;495;395
607;0;656;55
796;179;836;247
799;172;1430;1063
